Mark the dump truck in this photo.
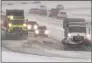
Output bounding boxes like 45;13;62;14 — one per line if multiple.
4;9;28;40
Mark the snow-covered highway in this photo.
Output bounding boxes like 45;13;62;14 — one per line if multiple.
1;1;91;62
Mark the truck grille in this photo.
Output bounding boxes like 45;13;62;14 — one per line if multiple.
14;16;24;19
73;36;84;42
13;27;22;31
39;31;45;34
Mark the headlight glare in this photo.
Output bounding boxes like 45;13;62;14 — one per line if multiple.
10;16;13;20
86;34;90;38
34;25;38;29
27;25;31;29
68;33;71;37
8;23;12;27
35;30;39;34
45;30;48;34
23;24;27;27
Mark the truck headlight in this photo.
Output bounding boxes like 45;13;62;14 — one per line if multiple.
8;23;12;27
68;33;71;37
34;25;38;29
35;30;39;34
45;30;48;34
27;25;31;30
87;34;90;39
23;24;27;27
10;16;13;20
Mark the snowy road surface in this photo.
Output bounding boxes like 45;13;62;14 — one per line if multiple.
2;1;91;62
2;51;91;62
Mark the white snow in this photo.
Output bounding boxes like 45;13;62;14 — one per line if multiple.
2;51;91;62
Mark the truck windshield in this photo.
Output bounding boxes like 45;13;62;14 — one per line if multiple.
11;20;24;25
27;22;37;25
69;26;86;33
38;26;46;30
6;11;24;16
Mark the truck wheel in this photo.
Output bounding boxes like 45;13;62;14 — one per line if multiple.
83;39;92;45
62;38;69;45
21;31;28;40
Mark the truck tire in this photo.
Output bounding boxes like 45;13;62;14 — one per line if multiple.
82;39;92;45
62;38;69;45
22;31;28;40
5;33;16;40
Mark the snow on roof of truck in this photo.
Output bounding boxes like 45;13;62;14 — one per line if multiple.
64;18;85;22
69;25;86;27
69;22;86;24
6;9;24;11
69;22;86;27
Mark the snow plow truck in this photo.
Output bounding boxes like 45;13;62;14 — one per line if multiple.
3;9;28;40
62;18;91;46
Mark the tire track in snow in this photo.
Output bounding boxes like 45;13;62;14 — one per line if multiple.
2;39;91;60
